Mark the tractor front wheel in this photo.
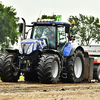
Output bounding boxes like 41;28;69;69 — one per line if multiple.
37;54;61;84
2;53;20;82
0;53;7;80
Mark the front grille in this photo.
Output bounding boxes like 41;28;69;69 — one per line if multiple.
22;43;30;54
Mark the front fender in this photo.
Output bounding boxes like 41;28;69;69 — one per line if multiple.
6;48;19;54
63;42;84;56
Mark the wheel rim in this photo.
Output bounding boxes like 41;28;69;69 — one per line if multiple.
52;61;58;78
74;57;82;78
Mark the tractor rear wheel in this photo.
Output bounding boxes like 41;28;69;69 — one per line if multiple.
66;50;85;83
2;53;20;82
37;54;61;84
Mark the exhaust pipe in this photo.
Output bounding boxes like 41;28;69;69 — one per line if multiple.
22;18;26;40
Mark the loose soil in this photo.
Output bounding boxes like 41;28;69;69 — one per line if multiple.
0;80;100;100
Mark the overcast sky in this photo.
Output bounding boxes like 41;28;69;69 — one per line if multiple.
2;0;100;24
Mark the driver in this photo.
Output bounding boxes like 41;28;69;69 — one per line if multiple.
46;32;55;48
48;32;54;40
42;28;55;48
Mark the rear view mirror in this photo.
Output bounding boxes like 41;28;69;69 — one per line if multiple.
65;24;70;33
19;23;23;33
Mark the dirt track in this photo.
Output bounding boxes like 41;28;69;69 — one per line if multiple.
0;80;100;100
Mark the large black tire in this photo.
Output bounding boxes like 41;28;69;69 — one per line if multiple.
93;65;100;81
37;54;61;84
2;53;20;82
24;71;39;82
66;50;85;83
0;53;7;79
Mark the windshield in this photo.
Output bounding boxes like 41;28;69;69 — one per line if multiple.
31;26;56;48
32;26;55;39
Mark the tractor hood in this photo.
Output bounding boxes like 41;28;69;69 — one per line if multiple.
19;39;47;55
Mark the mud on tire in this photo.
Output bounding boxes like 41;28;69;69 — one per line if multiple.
37;54;61;84
66;50;85;83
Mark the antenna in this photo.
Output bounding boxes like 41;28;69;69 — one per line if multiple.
39;10;42;19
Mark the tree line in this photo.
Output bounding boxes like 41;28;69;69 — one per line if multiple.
1;3;100;47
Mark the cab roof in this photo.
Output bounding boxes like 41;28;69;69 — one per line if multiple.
31;20;70;26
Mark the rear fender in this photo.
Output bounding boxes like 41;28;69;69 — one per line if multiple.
63;42;84;56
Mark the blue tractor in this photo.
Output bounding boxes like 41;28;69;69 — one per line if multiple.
0;18;85;83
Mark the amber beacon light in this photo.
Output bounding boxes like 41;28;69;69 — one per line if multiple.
72;21;75;25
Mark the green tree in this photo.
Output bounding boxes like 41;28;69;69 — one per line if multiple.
68;14;100;45
0;3;19;48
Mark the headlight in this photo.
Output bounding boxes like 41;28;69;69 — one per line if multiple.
19;44;23;54
27;43;33;54
33;42;37;50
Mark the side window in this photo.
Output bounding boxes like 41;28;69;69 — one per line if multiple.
57;26;68;44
